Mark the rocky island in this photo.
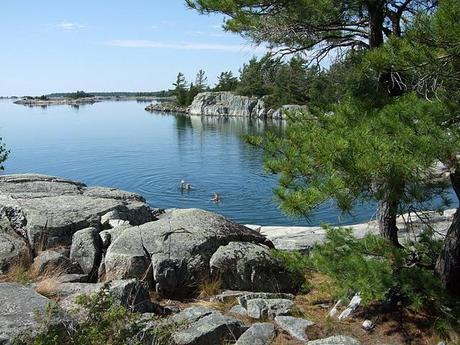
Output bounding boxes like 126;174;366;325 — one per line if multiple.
145;91;308;120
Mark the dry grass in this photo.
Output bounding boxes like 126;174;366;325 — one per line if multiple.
197;277;222;300
35;277;62;299
32;264;65;299
192;297;237;313
0;253;65;299
0;261;31;284
288;272;460;345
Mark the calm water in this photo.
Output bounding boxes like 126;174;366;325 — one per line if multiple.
0;100;403;226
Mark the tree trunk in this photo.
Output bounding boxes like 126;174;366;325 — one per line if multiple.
367;0;385;49
436;169;460;295
378;197;400;246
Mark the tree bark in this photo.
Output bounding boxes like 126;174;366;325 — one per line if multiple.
436;169;460;295
378;197;400;246
367;0;385;48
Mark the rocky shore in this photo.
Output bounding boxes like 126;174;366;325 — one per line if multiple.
0;174;452;344
145;102;189;114
145;91;308;120
14;96;172;107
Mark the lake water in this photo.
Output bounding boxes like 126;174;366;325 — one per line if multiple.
0;99;442;226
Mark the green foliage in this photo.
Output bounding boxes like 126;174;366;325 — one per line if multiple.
173;72;189;106
69;91;93;99
214;71;238;91
256;93;451;218
15;284;144;345
310;228;397;303
271;250;312;293
148;319;188;345
310;228;452;306
13;283;189;345
173;70;210;106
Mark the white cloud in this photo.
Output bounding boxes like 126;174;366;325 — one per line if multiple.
57;21;87;32
104;40;267;53
185;30;227;38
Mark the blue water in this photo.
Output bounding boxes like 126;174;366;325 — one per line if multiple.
0;99;450;226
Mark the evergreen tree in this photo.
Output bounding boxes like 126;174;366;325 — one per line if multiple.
173;72;188;106
214;71;238;91
195;69;208;92
187;0;446;245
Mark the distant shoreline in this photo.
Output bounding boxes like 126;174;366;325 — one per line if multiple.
13;95;175;107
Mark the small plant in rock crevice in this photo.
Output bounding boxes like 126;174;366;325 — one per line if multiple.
13;283;183;345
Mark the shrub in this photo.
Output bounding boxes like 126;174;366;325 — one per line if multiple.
14;283;188;345
271;249;312;293
309;227;455;306
14;284;144;345
309;227;460;339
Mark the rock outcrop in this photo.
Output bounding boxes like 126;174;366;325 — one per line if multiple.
69;227;102;280
190;92;259;117
209;241;297;292
171;306;247;345
56;279;160;314
235;323;275;345
0;283;51;343
0;219;29;274
145;103;189;114
188;92;307;119
0;174;154;252
104;208;291;298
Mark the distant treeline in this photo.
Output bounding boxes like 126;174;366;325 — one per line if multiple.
172;54;342;109
46;91;173;98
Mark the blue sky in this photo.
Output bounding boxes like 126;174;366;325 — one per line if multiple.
0;0;265;96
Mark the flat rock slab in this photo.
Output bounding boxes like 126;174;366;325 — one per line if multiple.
213;291;294;304
307;336;361;345
246;298;294;319
171;306;247;345
0;283;51;342
258;209;455;252
0;174;154;251
275;316;315;342
235;323;275;345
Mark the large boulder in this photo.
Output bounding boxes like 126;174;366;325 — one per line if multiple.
0;219;29;274
31;249;82;276
57;279;160;314
275;316;315;342
235;323;275;345
209;241;297;292
69;227;102;280
267;104;308;120
0;174;154;252
190;92;258;117
0;283;51;343
104;208;275;298
171;306;247;345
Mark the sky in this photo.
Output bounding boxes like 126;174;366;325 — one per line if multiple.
0;0;266;96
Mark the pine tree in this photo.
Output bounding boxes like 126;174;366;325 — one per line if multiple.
195;69;208;92
214;71;238;91
173;72;188;106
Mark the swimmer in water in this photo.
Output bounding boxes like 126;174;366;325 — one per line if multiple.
211;192;221;203
180;180;192;191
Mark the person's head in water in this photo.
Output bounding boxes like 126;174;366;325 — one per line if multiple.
180;180;191;190
212;192;220;203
